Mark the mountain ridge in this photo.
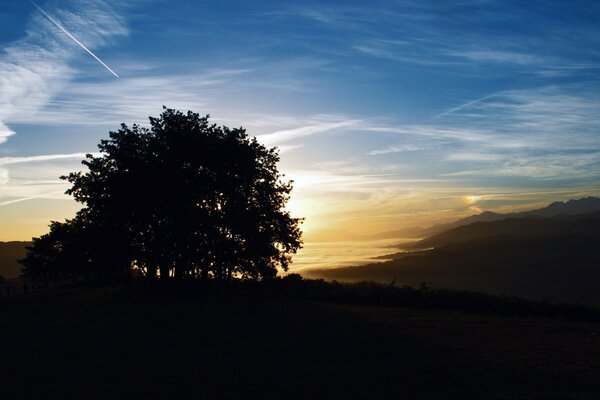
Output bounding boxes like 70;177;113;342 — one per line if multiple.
402;210;600;250
420;196;600;237
304;198;600;307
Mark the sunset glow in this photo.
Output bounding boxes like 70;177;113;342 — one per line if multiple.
1;0;600;262
464;196;480;206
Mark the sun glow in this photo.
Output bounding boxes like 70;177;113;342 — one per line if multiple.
285;197;315;233
463;195;481;206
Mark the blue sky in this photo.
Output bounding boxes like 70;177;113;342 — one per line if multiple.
1;0;600;240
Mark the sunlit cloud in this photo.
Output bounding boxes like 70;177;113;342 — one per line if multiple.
257;117;361;145
368;144;423;156
0;168;8;186
446;153;503;162
0;152;96;166
0;122;15;145
0;155;87;206
276;144;304;154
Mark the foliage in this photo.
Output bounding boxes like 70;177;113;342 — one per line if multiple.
21;107;302;282
21;217;130;282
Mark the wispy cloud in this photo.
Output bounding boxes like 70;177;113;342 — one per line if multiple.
0;168;8;186
0;152;95;166
319;84;600;183
3;56;330;131
362;125;493;144
368;144;423;156
438;86;600;143
0;153;90;206
31;0;120;77
446;152;503;162
426;85;600;181
0;122;15;145
0;0;127;144
276;144;304;154
434;93;498;119
353;39;565;72
257;117;361;145
281;1;600;78
444;50;545;66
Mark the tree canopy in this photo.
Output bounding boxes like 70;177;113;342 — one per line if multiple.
21;107;303;282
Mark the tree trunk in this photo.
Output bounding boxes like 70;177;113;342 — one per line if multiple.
160;265;169;280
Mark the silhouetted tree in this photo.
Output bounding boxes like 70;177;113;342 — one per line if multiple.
22;107;302;282
21;215;129;283
21;220;78;282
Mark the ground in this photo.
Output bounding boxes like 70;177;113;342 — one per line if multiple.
1;286;600;399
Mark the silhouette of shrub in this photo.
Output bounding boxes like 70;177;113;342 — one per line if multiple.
21;107;302;284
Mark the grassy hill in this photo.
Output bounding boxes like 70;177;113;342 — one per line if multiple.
2;285;600;398
0;241;29;279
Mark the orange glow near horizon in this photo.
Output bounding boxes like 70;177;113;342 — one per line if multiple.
463;195;481;206
4;188;600;245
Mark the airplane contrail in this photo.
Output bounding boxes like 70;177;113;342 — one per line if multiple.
434;93;496;119
30;0;119;78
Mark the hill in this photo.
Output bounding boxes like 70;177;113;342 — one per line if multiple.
422;196;600;236
306;214;600;307
403;211;600;250
2;286;600;398
520;196;600;218
0;241;29;279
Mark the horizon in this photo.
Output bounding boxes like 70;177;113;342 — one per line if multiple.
2;1;600;245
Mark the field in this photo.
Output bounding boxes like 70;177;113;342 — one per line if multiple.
2;286;600;399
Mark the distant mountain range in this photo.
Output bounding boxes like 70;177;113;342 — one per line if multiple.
422;196;600;237
403;210;600;251
305;197;600;242
305;197;600;307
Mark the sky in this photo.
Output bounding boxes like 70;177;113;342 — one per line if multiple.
1;0;600;242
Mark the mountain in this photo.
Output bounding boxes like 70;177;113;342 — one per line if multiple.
516;196;600;218
403;211;600;250
305;232;600;306
300;198;600;243
422;197;600;236
304;211;600;307
0;241;29;279
421;211;505;236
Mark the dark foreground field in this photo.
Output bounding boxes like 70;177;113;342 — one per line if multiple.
2;286;600;399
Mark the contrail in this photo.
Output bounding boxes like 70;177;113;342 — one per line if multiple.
30;0;119;78
434;93;497;119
